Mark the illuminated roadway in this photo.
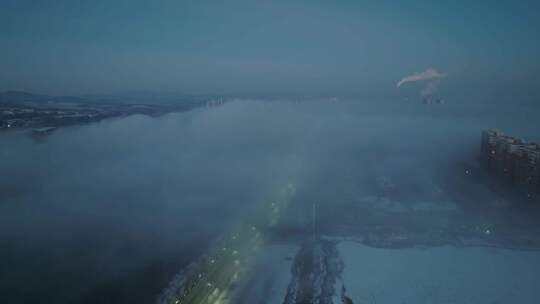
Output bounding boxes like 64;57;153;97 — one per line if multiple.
164;182;296;304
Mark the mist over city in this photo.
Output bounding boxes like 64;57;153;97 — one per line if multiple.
1;1;540;304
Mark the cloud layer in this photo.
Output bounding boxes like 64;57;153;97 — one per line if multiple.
1;99;539;303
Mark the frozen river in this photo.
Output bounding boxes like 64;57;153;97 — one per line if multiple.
339;242;540;304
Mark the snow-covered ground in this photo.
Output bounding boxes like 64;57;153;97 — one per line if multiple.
339;242;540;304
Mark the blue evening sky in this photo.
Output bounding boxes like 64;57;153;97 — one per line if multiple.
1;0;539;98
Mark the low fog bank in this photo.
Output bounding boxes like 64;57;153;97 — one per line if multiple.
0;99;539;303
0;102;303;303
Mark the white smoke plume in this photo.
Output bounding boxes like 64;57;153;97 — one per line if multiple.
397;68;445;87
420;80;440;98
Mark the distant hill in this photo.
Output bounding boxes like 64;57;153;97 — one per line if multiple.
0;91;109;106
0;90;229;107
0;91;51;103
1;90;218;105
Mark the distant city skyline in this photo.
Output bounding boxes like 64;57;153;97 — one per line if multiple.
1;0;539;99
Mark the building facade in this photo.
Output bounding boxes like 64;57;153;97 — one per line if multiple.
481;129;540;193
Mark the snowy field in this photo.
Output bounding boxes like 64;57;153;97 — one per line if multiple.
339;242;540;304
